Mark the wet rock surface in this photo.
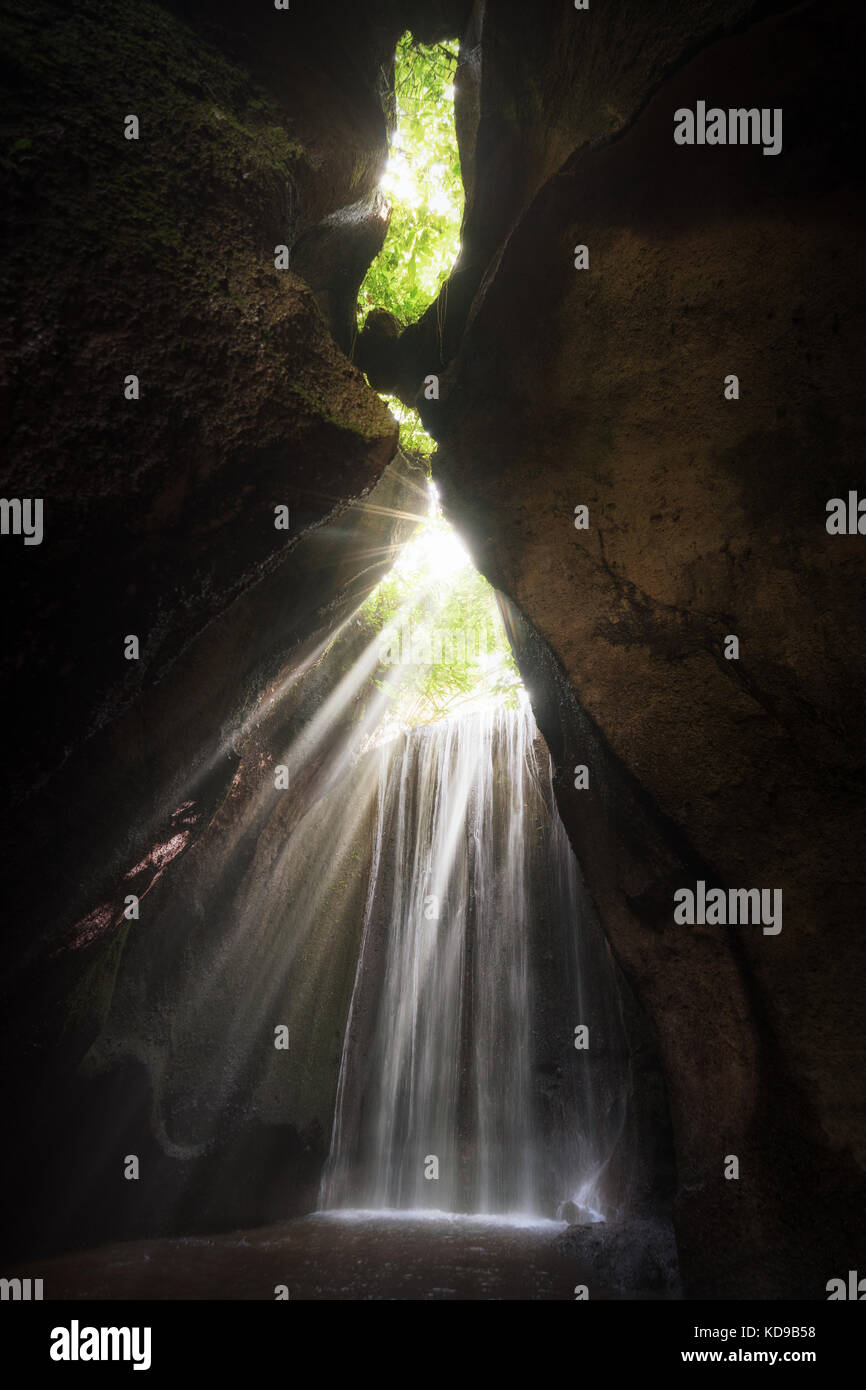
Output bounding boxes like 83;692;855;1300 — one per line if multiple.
20;1214;676;1301
422;0;866;1297
556;1218;681;1297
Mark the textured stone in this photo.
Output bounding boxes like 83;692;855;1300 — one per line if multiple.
429;0;866;1296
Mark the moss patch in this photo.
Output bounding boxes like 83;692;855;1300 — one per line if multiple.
0;0;307;277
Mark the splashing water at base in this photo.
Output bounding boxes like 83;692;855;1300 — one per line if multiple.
320;704;634;1221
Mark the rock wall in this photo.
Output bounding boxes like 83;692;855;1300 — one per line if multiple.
420;0;865;1297
0;0;460;1259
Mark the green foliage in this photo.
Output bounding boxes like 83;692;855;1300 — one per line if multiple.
358;33;462;460
383;396;435;463
359;34;463;330
355;38;523;726
361;505;524;727
0;0;306;277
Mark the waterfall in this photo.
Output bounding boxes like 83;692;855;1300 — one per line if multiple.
320;704;633;1220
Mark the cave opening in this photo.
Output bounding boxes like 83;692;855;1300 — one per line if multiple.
301;29;643;1231
358;28;462;458
205;21;669;1247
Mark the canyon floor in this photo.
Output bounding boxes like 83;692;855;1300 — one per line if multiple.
21;1212;676;1301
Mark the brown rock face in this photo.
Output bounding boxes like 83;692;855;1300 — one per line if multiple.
421;1;866;1296
0;0;404;807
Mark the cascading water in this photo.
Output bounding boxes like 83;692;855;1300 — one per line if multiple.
320;703;634;1221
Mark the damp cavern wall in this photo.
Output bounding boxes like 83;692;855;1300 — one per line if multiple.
422;0;866;1299
1;0;864;1301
